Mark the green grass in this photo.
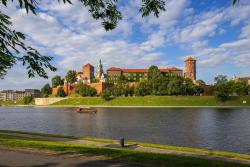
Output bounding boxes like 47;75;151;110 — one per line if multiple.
0;100;27;106
0;134;249;167
51;96;250;107
0;130;249;161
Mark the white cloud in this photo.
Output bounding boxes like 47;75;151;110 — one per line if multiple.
1;0;250;89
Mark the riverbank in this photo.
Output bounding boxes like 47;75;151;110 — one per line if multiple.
1;96;249;107
51;96;250;107
0;130;249;167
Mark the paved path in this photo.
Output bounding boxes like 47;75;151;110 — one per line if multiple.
1;132;250;165
0;149;142;167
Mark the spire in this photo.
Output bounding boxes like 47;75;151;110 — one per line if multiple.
96;59;103;73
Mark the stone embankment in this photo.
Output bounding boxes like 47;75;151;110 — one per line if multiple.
35;98;68;105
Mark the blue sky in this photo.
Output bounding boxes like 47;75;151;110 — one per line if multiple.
0;0;250;90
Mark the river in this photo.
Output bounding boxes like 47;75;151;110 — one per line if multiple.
0;107;249;154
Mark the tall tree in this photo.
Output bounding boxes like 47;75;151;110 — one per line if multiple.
41;83;52;97
167;76;184;95
65;70;77;84
214;75;228;85
51;75;64;88
56;87;67;97
213;75;229;101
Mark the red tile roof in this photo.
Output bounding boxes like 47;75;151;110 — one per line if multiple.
107;67;122;71
122;69;148;73
107;67;182;73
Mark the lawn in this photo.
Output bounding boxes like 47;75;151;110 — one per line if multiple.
51;96;250;106
0;133;249;167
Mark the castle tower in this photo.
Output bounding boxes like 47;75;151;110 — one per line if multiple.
83;63;94;83
185;56;196;81
96;59;104;80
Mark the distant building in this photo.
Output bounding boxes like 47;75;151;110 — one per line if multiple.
83;63;95;83
0;89;40;101
25;89;41;98
185;56;196;81
53;57;198;95
106;67;183;83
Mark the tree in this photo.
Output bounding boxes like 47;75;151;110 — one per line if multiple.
148;65;161;81
102;88;112;101
228;79;248;96
215;75;228;85
183;78;197;95
0;0;167;78
147;65;162;95
23;96;33;104
213;84;230;102
196;80;206;86
167;77;184;95
65;70;77;84
134;81;150;96
213;75;229;101
76;83;97;97
41;83;52;97
52;75;64;88
56;87;67;97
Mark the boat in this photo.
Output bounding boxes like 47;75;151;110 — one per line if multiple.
75;107;97;113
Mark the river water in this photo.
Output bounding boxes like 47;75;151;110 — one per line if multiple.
0;107;249;154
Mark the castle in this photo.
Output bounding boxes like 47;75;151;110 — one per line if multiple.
52;56;197;95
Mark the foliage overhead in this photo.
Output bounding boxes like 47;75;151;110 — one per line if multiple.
0;12;56;79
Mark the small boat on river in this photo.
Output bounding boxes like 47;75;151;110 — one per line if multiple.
75;107;97;113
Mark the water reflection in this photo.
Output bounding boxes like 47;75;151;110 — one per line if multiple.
0;107;249;154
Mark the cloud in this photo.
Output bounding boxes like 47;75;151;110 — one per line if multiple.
0;0;188;89
1;0;250;88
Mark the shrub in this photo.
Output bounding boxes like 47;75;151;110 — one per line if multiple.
102;88;112;101
76;83;97;97
56;87;67;97
23;96;33;104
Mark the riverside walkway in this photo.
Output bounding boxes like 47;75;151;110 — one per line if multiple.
0;131;250;166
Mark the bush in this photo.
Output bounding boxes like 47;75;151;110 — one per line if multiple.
213;84;229;102
76;83;97;97
56;87;67;97
23;96;33;104
102;89;112;101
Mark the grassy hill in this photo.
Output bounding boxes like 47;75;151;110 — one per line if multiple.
51;96;250;107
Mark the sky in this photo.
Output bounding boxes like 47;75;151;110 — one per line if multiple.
0;0;250;90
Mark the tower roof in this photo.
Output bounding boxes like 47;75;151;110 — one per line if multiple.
185;56;196;61
83;63;94;67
